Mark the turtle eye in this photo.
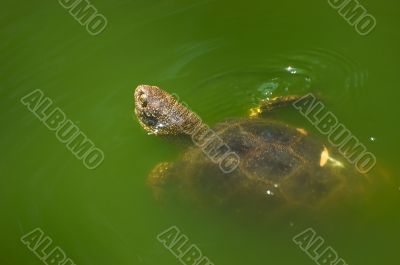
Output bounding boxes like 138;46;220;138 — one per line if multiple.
139;93;148;107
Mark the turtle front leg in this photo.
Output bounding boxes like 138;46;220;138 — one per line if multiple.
249;95;301;117
249;95;309;118
147;161;175;201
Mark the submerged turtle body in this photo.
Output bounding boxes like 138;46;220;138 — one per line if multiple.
134;85;366;210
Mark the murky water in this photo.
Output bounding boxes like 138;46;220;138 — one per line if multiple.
1;1;399;265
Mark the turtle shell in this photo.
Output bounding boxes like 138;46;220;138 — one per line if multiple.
149;118;366;210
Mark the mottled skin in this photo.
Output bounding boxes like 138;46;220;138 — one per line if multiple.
134;85;367;210
134;85;201;135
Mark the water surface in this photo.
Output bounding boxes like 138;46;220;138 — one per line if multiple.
1;1;399;265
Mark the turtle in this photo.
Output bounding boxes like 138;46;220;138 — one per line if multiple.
134;85;368;211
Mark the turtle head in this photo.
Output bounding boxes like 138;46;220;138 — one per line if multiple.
134;85;200;135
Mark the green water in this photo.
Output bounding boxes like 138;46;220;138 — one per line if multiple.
1;0;400;264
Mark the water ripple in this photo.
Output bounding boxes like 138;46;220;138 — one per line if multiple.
191;48;367;119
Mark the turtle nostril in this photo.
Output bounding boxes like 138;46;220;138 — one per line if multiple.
142;112;157;127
